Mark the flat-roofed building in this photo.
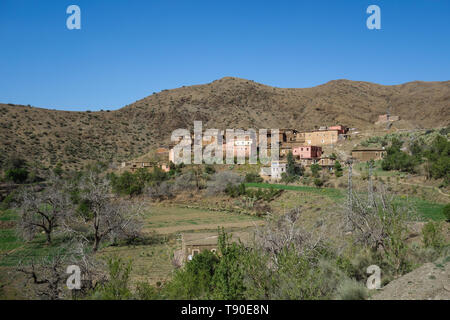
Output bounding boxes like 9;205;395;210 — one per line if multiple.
181;232;249;262
351;148;386;162
292;145;322;159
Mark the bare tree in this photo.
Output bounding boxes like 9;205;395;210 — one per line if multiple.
17;174;71;244
254;207;324;263
147;181;174;200
206;171;243;196
72;171;143;251
343;183;415;252
17;242;106;300
17;250;69;300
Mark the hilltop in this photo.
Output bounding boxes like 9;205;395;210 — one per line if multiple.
0;77;449;170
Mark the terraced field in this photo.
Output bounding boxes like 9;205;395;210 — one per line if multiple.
144;205;263;234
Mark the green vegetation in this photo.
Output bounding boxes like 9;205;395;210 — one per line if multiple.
281;151;303;184
422;221;446;252
244;172;263;183
443;204;450;222
381;135;450;185
225;183;282;202
334;160;343;177
381;138;418;173
109;167;168;196
245;182;344;200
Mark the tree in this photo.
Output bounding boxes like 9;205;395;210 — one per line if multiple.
165;250;219;299
282;151;303;183
75;171;143;251
206;171;243;196
343;184;415;274
17;242;105;300
310;164;321;178
334;161;343;177
17;174;71;244
212;229;246;299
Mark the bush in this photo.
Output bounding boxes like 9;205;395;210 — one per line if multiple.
164;250;219;299
91;256;133;300
334;161;343;177
314;178;324;188
310;164;321;178
443;204;450;222
5;168;28;183
206;171;243;195
244;172;263;183
422;221;445;251
147;181;174;200
204;165;216;175
335;279;368;300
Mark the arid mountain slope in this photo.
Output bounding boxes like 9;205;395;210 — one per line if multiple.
0;77;449;170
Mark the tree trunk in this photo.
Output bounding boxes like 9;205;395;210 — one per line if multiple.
93;236;100;252
45;230;52;245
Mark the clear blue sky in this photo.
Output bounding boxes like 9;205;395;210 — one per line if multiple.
0;0;449;111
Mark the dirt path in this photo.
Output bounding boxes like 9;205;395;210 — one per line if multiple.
398;180;450;197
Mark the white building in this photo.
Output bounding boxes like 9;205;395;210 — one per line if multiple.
270;161;287;180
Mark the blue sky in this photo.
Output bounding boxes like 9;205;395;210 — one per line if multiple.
0;0;449;111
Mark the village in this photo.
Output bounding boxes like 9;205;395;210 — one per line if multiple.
121;115;395;181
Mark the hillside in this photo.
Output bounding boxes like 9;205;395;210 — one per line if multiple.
1;77;449;171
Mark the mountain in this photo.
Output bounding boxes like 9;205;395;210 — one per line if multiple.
0;77;449;171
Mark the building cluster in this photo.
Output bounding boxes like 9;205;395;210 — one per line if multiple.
121;121;388;180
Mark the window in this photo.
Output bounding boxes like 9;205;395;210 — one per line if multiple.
192;249;200;256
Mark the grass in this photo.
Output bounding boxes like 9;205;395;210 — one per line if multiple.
245;182;448;221
412;199;447;221
245;183;344;200
143;205;261;234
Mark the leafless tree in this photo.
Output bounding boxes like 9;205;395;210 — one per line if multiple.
173;171;195;192
71;171;144;251
147;181;174;200
206;171;243;196
16;174;72;244
253;207;325;263
17;242;106;300
342;183;415;251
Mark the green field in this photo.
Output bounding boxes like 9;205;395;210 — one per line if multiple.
245;182;448;221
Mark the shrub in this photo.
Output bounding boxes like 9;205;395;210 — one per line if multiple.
91;256;133;300
244;172;263;183
334;161;343;177
206;171;243;195
335;279;368;300
422;221;445;251
164;250;219;299
310;164;321;178
5;168;29;183
443;204;450;222
314;178;324;188
204;165;216;175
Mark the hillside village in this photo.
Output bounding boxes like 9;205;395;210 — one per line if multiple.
121;121;390;181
